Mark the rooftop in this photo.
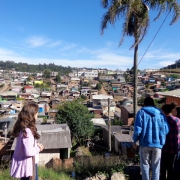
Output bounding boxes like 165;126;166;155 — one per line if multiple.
156;89;180;98
92;94;113;100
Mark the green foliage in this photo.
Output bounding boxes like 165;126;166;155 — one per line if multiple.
17;97;25;100
44;69;51;78
124;74;131;82
0;84;4;88
26;77;31;82
38;167;72;180
0;166;14;180
161;81;166;87
138;97;145;106
96;83;102;91
0;166;73;180
34;83;50;90
145;84;149;89
170;74;179;79
43;116;47;123
56;74;61;83
80;94;87;100
154;98;166;108
56;100;94;143
0;61;72;74
73;156;127;178
111;118;123;126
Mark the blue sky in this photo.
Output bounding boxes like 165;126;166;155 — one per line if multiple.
0;0;179;70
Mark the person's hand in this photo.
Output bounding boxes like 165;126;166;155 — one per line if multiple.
37;143;44;152
133;142;137;150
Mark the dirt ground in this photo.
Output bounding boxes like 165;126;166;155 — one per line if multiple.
0;81;10;93
99;86;108;95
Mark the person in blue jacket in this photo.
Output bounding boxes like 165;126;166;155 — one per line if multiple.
133;97;169;180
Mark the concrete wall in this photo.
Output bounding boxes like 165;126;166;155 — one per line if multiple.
39;149;60;166
120;106;128;125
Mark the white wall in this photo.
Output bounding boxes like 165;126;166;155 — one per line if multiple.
39;149;60;166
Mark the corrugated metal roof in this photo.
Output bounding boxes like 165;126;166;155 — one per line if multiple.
38;131;72;149
92;94;113;100
1;91;17;96
123;105;141;114
103;125;122;133
91;118;106;126
11;123;72;150
36;124;68;131
114;133;133;143
156;89;180;98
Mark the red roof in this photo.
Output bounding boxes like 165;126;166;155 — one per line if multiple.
24;86;34;89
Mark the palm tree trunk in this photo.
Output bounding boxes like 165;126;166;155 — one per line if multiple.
133;37;138;121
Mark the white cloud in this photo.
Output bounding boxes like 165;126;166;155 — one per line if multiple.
59;43;78;51
0;47;133;70
158;60;174;67
49;41;62;47
26;36;50;47
0;45;179;70
105;41;115;47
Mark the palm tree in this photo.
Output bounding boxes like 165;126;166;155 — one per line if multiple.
101;0;180;118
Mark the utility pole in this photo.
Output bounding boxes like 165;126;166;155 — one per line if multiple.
108;98;111;152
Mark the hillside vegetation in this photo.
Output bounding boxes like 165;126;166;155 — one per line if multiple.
160;68;180;74
0;60;72;74
0;167;73;180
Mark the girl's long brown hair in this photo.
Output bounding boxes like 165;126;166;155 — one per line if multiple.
12;103;40;139
161;102;177;115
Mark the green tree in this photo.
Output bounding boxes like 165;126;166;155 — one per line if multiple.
112;118;123;126
56;74;61;83
56;100;94;143
101;0;180;118
124;74;130;82
96;83;102;91
43;69;51;78
161;81;166;87
34;83;40;88
171;74;179;79
26;76;31;82
80;94;87;100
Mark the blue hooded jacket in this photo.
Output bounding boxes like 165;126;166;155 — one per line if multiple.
133;106;169;148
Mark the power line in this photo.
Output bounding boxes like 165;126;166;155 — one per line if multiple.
138;11;170;67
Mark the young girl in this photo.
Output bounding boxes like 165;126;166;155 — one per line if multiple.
10;103;44;180
160;103;180;180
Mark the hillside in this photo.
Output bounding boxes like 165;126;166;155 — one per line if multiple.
0;60;72;74
159;68;180;74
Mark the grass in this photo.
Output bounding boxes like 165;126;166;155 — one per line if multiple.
0;166;73;180
38;167;73;180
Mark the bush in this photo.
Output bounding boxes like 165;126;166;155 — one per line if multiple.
73;156;127;178
17;98;25;100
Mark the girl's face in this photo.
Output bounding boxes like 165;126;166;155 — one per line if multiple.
172;108;177;116
34;112;38;119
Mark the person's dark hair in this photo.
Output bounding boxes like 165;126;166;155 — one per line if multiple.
176;106;180;118
144;97;155;107
161;102;177;115
12;103;40;139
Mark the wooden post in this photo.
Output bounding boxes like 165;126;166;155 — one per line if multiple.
108;98;111;152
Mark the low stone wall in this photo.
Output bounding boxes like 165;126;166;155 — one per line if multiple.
45;157;73;170
74;155;121;168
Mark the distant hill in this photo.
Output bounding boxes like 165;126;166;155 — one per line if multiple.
0;60;72;74
161;59;180;70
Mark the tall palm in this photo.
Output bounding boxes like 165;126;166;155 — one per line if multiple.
101;0;180;119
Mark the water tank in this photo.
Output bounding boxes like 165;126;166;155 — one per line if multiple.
39;107;44;113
